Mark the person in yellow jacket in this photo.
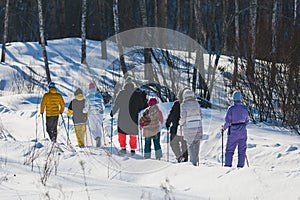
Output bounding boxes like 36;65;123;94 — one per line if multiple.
67;88;87;147
40;82;65;142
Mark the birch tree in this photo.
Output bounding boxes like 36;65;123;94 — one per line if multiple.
1;0;10;63
193;0;205;94
37;0;51;83
139;0;154;82
113;0;127;77
100;0;107;59
232;0;240;87
247;0;257;82
81;0;87;64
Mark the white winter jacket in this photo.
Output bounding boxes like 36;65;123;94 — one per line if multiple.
179;97;203;143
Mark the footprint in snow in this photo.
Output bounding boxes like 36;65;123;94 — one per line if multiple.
286;146;298;152
247;143;256;148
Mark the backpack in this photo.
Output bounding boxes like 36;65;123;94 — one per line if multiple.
141;105;160;129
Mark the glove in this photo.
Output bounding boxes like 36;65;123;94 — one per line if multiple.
110;111;113;117
165;122;170;130
221;125;224;132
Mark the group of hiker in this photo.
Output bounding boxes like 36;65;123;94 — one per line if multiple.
40;80;249;168
40;82;104;148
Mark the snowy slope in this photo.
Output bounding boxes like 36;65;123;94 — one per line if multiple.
0;39;299;200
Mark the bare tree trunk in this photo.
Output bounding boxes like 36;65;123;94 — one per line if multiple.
193;0;205;93
37;0;51;83
154;0;158;28
208;0;228;96
113;0;127;77
81;0;87;64
101;40;107;59
1;0;10;63
157;0;167;45
270;0;278;93
247;0;257;83
100;0;107;59
232;0;240;87
139;0;154;83
294;0;298;26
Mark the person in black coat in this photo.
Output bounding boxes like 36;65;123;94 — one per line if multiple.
110;82;147;154
166;88;189;162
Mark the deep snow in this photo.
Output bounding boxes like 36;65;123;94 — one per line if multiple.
0;38;299;200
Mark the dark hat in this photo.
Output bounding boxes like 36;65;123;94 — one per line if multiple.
74;88;83;96
48;82;56;89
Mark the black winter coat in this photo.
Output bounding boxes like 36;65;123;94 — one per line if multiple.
166;100;180;135
112;87;147;135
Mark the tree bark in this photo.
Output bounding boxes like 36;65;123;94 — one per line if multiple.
81;0;87;64
247;0;257;83
100;0;107;59
37;0;51;83
232;0;240;87
1;0;10;63
139;0;154;82
113;0;127;77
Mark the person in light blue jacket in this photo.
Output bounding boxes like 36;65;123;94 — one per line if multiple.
223;90;250;168
84;82;105;147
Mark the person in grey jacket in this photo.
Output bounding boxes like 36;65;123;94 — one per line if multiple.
179;89;203;166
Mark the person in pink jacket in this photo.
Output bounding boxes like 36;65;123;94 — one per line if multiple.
140;98;163;160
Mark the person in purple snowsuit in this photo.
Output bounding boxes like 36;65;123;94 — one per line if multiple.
223;91;249;168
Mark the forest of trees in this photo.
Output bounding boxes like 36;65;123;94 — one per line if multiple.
0;0;299;133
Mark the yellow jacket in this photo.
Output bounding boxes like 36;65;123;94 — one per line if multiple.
40;88;65;117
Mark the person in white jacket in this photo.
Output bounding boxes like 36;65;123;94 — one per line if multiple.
179;89;203;166
84;83;105;147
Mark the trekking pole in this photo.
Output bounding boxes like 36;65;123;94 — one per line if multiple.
245;154;250;167
221;126;224;167
61;114;70;144
41;114;46;138
110;116;113;154
167;128;170;162
141;129;144;158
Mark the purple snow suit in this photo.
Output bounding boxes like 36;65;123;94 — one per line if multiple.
223;102;249;167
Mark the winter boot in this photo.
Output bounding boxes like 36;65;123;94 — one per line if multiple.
96;137;101;147
130;150;136;156
118;148;126;154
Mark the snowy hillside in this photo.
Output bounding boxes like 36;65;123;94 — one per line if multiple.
0;38;299;200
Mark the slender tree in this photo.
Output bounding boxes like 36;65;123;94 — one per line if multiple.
232;0;240;87
113;0;127;77
37;0;51;83
247;0;257;83
81;0;87;64
1;0;10;63
139;0;154;82
100;0;107;59
193;0;205;94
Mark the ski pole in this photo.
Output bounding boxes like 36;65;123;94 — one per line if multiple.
41;114;46;138
61;114;70;144
110;116;113;154
167;128;170;162
67;116;70;137
245;154;250;167
221;126;224;167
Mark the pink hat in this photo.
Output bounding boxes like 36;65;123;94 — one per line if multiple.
89;83;96;90
147;98;158;106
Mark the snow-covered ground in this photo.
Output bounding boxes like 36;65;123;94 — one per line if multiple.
0;39;299;200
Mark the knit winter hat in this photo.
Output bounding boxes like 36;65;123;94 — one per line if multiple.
48;82;56;89
232;90;242;102
147;98;158;106
74;88;83;96
89;83;96;90
182;89;195;100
